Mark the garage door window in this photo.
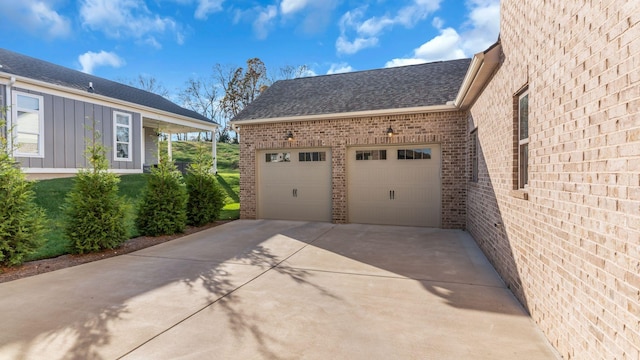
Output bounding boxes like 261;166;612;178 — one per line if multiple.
265;153;290;162
355;150;387;160
299;151;326;162
398;148;432;160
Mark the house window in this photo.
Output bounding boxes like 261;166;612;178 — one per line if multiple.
518;90;529;188
114;112;132;161
13;92;44;157
299;151;326;162
470;129;478;182
265;152;290;162
397;148;432;160
355;150;386;160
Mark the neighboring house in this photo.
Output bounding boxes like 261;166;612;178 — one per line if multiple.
232;1;639;359
0;48;217;178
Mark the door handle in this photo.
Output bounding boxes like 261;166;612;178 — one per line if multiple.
390;190;395;200
293;188;298;197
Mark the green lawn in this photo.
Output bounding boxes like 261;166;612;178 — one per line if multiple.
27;142;240;262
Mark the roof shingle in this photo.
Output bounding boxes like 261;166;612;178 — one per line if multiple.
0;48;214;124
232;58;471;121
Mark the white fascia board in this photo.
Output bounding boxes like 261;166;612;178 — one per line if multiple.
231;104;458;126
0;73;216;131
454;42;502;109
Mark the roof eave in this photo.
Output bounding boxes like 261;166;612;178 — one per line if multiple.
231;104;459;126
0;72;217;131
454;40;502;110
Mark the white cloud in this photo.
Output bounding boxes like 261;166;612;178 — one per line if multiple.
253;5;278;39
79;0;180;47
280;0;309;15
385;0;499;67
78;50;125;74
194;0;225;20
336;0;441;55
326;63;354;74
1;1;71;38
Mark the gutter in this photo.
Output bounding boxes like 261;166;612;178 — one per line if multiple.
454;40;502;110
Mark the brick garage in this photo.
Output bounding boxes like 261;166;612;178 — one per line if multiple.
238;110;467;228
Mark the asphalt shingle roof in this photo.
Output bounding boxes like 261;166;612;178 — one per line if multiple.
0;48;214;124
232;58;471;122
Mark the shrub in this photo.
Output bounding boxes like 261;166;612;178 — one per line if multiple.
0;117;46;266
136;152;188;236
63;126;129;254
185;147;224;226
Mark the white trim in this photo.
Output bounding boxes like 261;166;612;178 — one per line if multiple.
0;73;217;132
22;167;143;174
12;91;45;158
454;41;501;109
113;111;132;162
231;104;458;125
518;90;529;189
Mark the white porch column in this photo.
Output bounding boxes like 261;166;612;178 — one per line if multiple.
212;131;217;174
167;133;173;160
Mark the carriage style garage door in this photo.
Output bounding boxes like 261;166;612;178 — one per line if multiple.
257;148;332;222
347;144;442;227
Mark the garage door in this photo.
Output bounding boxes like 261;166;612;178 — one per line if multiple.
257;148;332;222
347;144;441;227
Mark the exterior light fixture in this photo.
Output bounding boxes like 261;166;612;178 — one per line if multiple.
286;131;294;141
386;126;394;137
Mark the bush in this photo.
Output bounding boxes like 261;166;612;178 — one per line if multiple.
136;153;188;236
63;128;129;254
185;147;224;226
0;119;46;266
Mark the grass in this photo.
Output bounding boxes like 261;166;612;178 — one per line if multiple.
27;142;240;262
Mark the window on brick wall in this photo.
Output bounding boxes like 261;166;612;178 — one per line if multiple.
470;129;478;182
517;89;529;188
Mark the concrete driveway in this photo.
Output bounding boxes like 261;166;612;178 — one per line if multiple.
0;220;559;359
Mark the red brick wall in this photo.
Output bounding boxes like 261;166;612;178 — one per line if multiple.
238;110;467;228
468;1;640;359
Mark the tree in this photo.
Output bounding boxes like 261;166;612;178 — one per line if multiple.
178;76;223;142
121;74;170;98
63;121;129;254
177;59;309;143
269;64;312;83
0;111;46;266
136;151;188;236
220;58;268;119
185;145;225;226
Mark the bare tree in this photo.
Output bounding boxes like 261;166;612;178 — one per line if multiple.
270;64;312;83
120;74;170;98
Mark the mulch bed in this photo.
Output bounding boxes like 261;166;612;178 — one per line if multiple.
0;220;233;284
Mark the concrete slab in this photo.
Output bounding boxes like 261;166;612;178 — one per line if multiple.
0;220;559;359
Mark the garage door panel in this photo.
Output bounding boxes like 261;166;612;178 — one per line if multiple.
347;144;441;227
258;149;332;222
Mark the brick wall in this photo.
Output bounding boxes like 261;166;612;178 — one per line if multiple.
238;110;467;228
468;1;640;359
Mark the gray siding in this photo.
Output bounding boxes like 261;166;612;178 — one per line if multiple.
13;87;142;170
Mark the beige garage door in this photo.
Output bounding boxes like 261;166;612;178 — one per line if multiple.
258;148;332;222
347;144;441;227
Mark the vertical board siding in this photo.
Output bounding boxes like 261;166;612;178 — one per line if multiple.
12;87;142;171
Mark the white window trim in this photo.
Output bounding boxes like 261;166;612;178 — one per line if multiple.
518;90;529;189
113;111;132;162
12;91;44;158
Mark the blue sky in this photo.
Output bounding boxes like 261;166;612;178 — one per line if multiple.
0;0;499;99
